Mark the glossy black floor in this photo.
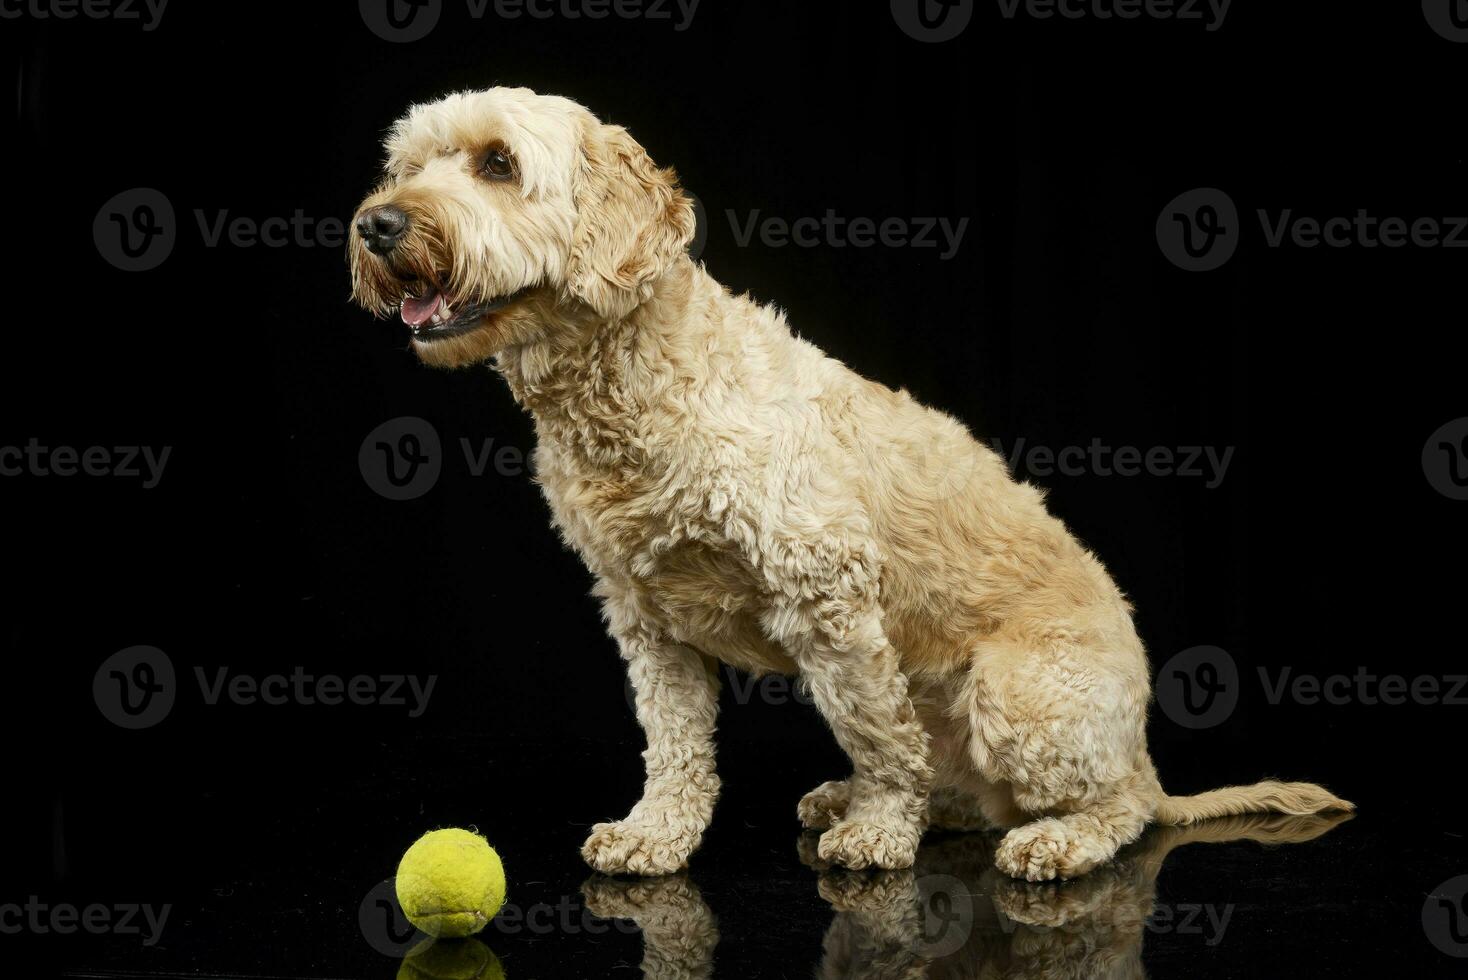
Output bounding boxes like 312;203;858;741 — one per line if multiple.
15;718;1465;979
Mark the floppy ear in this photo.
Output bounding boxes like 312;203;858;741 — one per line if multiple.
564;121;696;319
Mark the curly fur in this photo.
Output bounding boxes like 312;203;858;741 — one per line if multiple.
349;86;1352;880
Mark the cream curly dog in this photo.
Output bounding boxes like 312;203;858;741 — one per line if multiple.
349;87;1351;880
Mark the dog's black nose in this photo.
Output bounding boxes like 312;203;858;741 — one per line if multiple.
356;204;408;254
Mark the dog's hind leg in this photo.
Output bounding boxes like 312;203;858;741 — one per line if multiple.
994;777;1154;881
582;589;721;876
960;627;1156;880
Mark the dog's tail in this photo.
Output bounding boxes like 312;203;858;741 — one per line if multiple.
1153;779;1354;826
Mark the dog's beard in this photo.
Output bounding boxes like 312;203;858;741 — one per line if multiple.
349;211;541;356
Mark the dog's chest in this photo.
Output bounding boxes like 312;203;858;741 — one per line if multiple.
534;443;791;672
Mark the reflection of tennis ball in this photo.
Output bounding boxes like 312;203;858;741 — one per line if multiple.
395;828;506;938
397;937;505;980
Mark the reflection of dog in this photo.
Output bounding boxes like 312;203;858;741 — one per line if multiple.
350;87;1352;879
584;814;1351;978
582;876;717;980
807;812;1352;979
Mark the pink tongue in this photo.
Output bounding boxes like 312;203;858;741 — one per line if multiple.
401;291;443;327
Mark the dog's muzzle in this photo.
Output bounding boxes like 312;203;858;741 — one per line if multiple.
356;204;408;256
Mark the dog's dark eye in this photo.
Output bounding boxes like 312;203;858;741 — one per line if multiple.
481;149;514;180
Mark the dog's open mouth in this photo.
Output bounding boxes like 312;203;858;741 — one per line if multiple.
400;285;532;341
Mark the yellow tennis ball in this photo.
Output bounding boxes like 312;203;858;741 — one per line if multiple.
395;828;506;938
396;937;505;980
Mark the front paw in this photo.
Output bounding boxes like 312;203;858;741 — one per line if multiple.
798;779;852;830
581;820;698;876
817;820;919;871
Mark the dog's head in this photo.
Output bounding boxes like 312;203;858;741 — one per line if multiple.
350;87;695;368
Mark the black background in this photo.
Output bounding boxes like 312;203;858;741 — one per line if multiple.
5;1;1467;977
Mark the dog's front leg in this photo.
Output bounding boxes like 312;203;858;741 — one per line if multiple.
582;616;721;876
777;598;933;871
